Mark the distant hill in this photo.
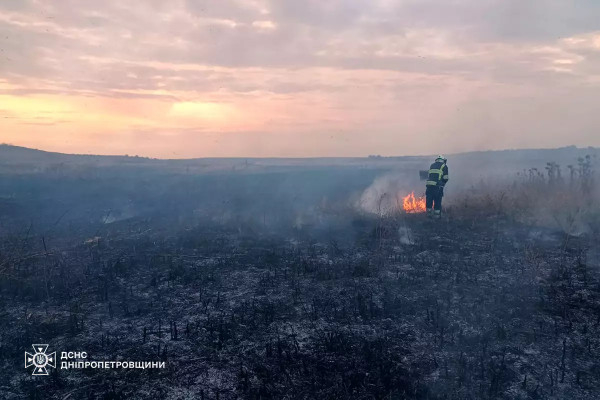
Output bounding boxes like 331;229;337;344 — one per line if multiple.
0;144;159;167
0;144;68;164
0;144;424;171
0;144;597;172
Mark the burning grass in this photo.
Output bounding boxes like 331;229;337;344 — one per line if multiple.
402;191;427;213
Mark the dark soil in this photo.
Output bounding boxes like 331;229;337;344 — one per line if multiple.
1;209;599;400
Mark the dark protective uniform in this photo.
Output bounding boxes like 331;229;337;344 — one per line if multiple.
425;160;449;217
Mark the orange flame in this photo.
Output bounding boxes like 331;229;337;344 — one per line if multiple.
402;191;426;213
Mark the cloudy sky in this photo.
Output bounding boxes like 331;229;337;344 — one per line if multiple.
1;0;599;157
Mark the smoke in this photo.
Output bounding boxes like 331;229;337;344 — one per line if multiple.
357;174;418;215
101;203;138;224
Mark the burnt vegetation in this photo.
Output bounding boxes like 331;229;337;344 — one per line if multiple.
0;149;599;399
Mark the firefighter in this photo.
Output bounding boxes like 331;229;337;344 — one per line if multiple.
425;155;448;218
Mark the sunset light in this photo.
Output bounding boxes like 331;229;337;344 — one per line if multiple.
0;2;599;158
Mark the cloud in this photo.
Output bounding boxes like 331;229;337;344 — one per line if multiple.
0;0;599;157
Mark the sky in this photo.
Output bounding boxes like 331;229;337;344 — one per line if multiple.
1;0;599;158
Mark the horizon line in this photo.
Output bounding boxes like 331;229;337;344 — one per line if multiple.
0;143;595;162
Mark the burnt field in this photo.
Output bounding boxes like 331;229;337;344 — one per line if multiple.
0;148;599;399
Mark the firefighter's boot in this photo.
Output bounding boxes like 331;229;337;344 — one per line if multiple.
434;209;442;220
426;208;434;218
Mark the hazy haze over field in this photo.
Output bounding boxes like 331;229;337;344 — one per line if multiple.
1;0;600;157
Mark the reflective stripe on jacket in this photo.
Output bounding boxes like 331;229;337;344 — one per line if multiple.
426;161;449;187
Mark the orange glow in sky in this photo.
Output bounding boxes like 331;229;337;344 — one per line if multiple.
1;2;600;157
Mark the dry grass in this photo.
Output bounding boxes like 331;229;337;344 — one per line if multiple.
448;177;599;236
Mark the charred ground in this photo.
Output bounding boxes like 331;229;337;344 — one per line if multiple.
0;146;599;399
